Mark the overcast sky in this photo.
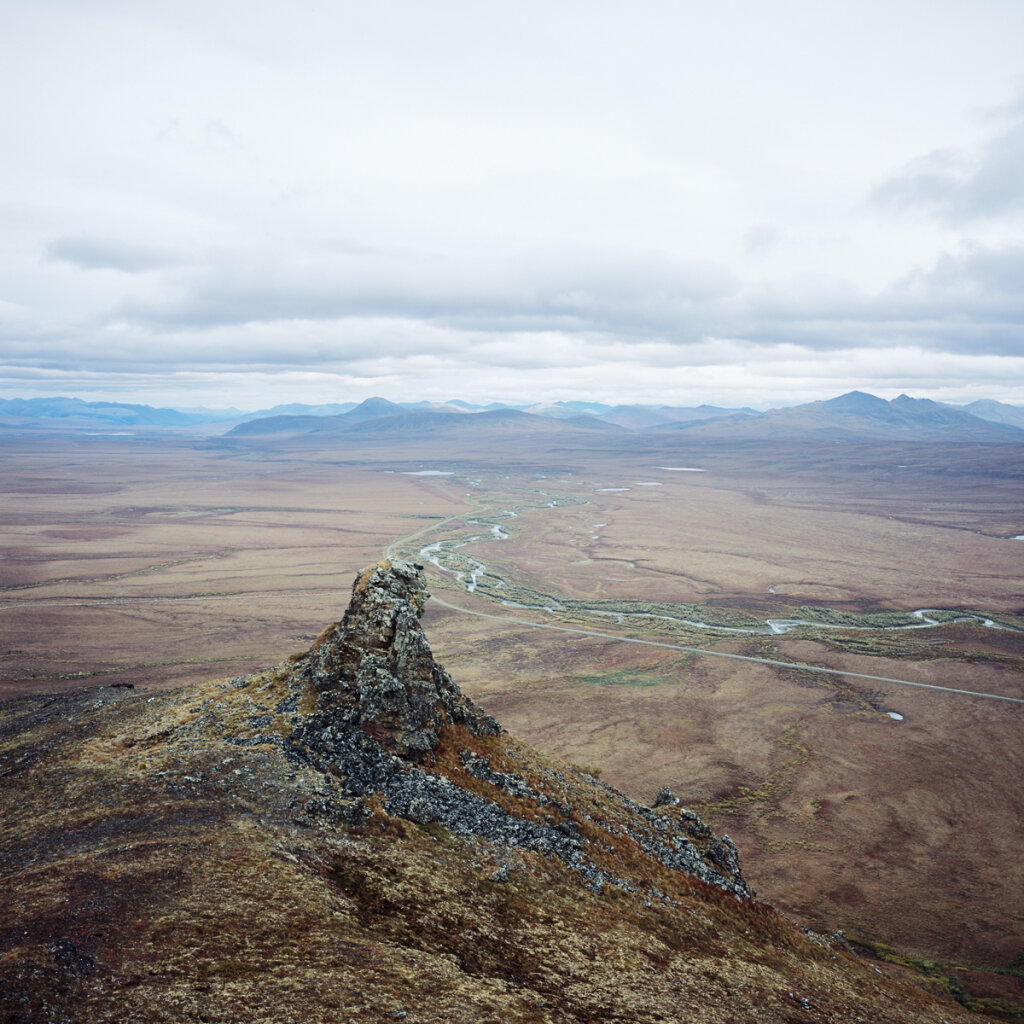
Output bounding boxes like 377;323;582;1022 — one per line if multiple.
3;0;1024;410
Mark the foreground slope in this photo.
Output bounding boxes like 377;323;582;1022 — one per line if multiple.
0;562;979;1023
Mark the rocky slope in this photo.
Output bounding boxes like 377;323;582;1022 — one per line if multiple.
0;561;982;1022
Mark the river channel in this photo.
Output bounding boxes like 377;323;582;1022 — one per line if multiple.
406;498;1016;639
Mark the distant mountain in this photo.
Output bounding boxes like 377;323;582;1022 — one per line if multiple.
956;399;1024;431
224;413;326;437
7;392;1023;443
522;402;597;420
341;409;623;437
227;406;625;442
0;396;239;428
228;398;473;437
236;398;471;424
399;400;474;415
595;405;679;430
678;391;1024;442
225;391;1024;444
344;396;406;421
236;401;357;421
598;404;760;430
228;397;412;437
554;399;613;414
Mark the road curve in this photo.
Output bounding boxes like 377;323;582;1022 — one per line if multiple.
431;596;1024;706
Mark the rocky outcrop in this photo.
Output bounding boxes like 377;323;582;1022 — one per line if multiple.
307;559;499;758
289;559;751;899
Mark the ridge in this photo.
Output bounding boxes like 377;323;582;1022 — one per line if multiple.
0;562;982;1023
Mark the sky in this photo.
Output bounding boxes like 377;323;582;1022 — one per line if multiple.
2;0;1024;411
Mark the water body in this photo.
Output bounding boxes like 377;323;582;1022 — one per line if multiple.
423;535;1009;637
466;520;510;540
414;499;1014;639
657;467;705;472
402;470;453;476
420;540;489;593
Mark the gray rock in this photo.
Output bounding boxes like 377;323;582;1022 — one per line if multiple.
308;560;498;758
285;560;752;900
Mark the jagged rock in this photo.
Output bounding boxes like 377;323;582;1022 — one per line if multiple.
308;559;499;758
289;560;752;899
654;786;679;807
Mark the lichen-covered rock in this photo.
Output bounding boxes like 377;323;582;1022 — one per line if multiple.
654;786;679;807
307;559;498;758
288;560;752;899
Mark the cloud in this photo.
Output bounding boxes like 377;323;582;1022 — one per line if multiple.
4;3;1024;408
743;225;781;254
872;111;1024;221
110;243;740;340
909;243;1024;299
47;236;179;273
731;243;1024;357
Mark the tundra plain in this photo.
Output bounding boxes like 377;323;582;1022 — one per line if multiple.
2;431;1022;1005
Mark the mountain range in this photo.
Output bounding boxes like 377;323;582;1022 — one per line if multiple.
224;391;1024;444
2;392;1023;443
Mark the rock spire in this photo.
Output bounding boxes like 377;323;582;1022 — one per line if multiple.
308;559;498;759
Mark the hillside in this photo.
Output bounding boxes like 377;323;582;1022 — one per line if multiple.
960;399;1024;431
226;405;625;441
678;391;1024;442
0;561;987;1023
0;396;240;430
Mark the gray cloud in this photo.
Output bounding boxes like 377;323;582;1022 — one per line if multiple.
872;113;1024;221
743;225;781;254
47;236;179;273
4;3;1024;407
22;234;1018;377
734;243;1024;357
908;243;1024;299
111;244;740;341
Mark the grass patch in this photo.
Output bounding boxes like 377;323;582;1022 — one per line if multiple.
578;668;671;688
853;937;1024;1018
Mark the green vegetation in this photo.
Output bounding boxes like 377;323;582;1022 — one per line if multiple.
696;721;812;817
579;667;675;687
795;606;920;628
406;502;1023;656
853;937;1024;1019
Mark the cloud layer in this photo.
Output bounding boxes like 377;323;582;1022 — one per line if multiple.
2;1;1024;408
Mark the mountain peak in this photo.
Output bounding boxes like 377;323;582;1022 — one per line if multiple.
346;396;405;420
306;559;499;758
821;389;889;410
